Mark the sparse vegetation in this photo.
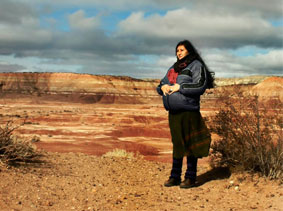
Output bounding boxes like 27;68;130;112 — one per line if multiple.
209;87;282;180
102;149;136;159
0;121;41;165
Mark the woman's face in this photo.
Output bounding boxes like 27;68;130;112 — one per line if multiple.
176;45;189;60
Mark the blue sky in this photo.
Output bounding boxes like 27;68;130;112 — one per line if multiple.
0;0;282;78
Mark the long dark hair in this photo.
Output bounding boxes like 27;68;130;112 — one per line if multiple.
176;40;215;89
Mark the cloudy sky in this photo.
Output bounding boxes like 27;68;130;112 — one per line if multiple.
0;0;282;79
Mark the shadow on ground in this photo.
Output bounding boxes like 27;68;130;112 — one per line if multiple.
196;167;231;187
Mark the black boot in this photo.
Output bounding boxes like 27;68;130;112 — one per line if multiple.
180;156;198;188
164;157;183;187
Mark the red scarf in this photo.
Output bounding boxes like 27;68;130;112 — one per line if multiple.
168;54;198;84
167;68;178;84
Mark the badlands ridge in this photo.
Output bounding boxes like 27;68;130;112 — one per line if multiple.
0;72;282;103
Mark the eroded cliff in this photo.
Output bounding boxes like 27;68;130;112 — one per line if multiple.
0;73;281;104
0;73;160;104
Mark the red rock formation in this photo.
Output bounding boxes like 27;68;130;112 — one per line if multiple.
250;76;283;101
0;73;160;104
1;73;280;104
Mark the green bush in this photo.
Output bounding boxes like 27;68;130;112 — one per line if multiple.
209;88;282;180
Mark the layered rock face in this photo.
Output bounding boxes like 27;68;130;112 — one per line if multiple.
0;73;160;104
215;75;268;86
250;76;283;101
0;73;282;103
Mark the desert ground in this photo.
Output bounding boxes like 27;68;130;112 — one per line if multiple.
0;98;172;162
0;151;282;211
0;95;282;210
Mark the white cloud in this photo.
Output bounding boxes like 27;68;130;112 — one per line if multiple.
0;63;25;72
0;22;52;55
193;0;283;19
0;1;52;53
0;0;36;25
15;0;283;19
117;8;282;49
0;0;282;78
68;10;100;31
205;49;283;77
245;50;283;72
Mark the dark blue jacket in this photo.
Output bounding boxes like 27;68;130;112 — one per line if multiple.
156;60;208;111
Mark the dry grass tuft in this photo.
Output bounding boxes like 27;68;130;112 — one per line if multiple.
102;149;138;159
0;121;41;165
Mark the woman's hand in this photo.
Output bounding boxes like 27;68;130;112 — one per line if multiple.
161;84;171;96
161;84;180;95
168;84;180;95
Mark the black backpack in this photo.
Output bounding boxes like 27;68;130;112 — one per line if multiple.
206;69;215;89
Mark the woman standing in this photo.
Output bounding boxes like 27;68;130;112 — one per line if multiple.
157;40;214;188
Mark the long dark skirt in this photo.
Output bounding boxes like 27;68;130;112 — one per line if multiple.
169;110;211;158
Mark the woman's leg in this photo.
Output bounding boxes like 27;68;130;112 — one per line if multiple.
168;112;185;160
185;156;198;181
180;156;198;188
164;157;183;187
170;157;183;180
165;112;185;187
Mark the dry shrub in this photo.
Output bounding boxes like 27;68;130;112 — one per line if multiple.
122;143;159;156
0;121;41;165
103;149;135;159
209;87;282;180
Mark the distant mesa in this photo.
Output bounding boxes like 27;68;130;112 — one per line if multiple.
214;75;268;86
0;72;159;104
249;76;283;101
0;72;281;103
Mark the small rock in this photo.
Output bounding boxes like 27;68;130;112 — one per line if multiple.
47;201;54;206
115;199;122;204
